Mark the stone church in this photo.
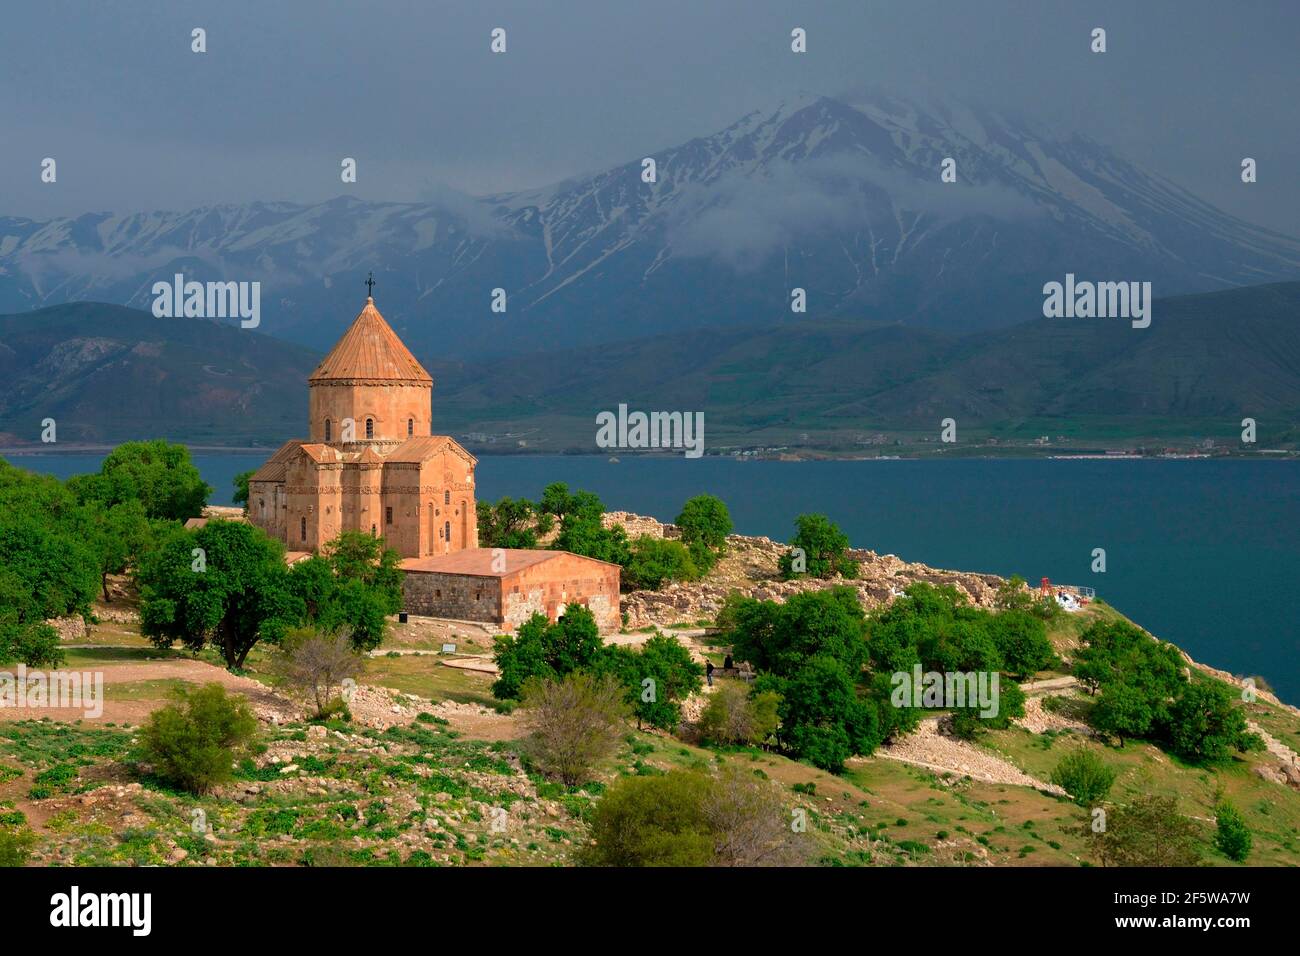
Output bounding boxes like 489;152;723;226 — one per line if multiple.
247;294;478;558
247;289;620;632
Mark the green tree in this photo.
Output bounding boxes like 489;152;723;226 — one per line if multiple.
765;654;880;772
1087;794;1201;867
0;460;100;625
317;577;390;652
993;575;1034;612
1165;681;1262;764
0;619;63;668
322;531;403;613
71;439;211;521
917;613;1001;674
538;484;630;564
949;678;1025;740
1214;801;1252;862
987;609;1055;679
476;496;551;549
778;513;859;580
137;683;258;795
283;532;403;651
1074;619;1186;745
81;499;154;602
598;634;703;730
730;587;868;677
1050;747;1117;806
676;494;733;552
1091;681;1160;745
623;536;699;591
728;588;882;770
676;494;732;573
137;520;302;669
491;604;604;700
1073;620;1184;699
232;470;253;508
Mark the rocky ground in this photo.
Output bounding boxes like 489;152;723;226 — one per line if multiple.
616;516;1003;629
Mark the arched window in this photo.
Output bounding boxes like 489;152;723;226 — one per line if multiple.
444;521;451;545
444;490;450;505
371;524;377;537
324;419;331;441
300;516;307;541
407;418;414;437
365;418;374;439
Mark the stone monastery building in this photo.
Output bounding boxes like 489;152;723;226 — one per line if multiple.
248;294;478;558
248;291;620;632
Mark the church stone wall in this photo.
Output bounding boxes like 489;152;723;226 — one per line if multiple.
500;554;621;633
402;554;621;634
403;572;502;625
309;381;431;445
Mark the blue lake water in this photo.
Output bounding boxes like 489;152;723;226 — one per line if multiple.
8;452;1298;704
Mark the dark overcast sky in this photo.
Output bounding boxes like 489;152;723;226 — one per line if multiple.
1;0;1295;232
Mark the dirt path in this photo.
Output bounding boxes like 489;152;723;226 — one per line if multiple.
1249;721;1300;767
1021;675;1080;696
871;719;1067;796
0;659;298;725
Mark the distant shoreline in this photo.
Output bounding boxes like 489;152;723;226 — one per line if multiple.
2;445;1296;463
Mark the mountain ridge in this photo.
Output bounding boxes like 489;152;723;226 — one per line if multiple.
3;92;1297;359
3;282;1296;450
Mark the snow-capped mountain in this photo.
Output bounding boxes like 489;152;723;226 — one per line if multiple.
3;92;1297;359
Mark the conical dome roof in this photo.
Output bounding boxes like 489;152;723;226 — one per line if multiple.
309;298;432;384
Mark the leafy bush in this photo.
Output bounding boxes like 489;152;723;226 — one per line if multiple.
137;683;258;795
0;825;37;866
518;672;629;786
623;536;700;591
1050;748;1116;806
582;767;802;866
1214;801;1252;862
698;681;780;746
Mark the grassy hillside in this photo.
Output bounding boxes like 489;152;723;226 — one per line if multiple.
0;302;319;446
3;596;1297;868
2;282;1297;451
434;281;1300;449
